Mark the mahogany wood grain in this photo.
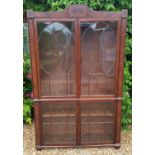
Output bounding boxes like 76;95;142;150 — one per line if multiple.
27;5;127;150
34;102;42;147
27;18;39;98
115;10;127;145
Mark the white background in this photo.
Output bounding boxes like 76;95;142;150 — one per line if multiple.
133;0;155;154
0;0;155;154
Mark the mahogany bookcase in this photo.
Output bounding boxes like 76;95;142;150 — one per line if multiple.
27;5;127;150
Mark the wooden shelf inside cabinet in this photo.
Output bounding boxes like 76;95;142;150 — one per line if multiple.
43;113;114;117
81;133;114;144
81;122;114;124
42;113;75;117
43;133;76;145
27;4;127;149
81;113;114;117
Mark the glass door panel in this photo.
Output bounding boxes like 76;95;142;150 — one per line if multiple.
37;21;76;97
81;102;115;144
80;21;117;95
41;102;76;145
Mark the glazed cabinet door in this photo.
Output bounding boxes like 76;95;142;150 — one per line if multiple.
41;101;76;145
80;101;116;144
36;20;76;97
80;21;118;96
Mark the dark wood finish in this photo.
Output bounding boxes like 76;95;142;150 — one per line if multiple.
76;101;81;145
115;10;127;145
27;18;39;98
117;10;127;97
27;5;127;150
41;101;76;145
80;101;116;144
34;103;41;148
27;5;122;19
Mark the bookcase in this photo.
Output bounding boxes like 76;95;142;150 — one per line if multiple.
27;5;127;150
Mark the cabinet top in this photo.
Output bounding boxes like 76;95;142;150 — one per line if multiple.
27;4;127;19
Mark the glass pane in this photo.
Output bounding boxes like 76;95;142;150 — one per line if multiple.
81;102;115;144
38;22;76;96
80;21;117;95
41;102;76;145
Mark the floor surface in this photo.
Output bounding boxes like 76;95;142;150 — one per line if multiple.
23;124;131;155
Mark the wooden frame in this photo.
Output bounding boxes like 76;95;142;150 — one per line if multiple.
27;5;127;150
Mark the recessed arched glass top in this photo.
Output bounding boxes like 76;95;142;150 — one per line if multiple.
80;21;117;96
37;21;75;97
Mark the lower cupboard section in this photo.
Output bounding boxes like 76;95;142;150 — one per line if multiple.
40;101;116;146
81;102;115;144
42;123;76;145
41;102;76;145
81;122;114;144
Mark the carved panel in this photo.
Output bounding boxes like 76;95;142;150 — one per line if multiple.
69;5;86;17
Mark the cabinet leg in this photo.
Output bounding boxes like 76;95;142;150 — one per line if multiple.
114;144;121;149
36;145;42;151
